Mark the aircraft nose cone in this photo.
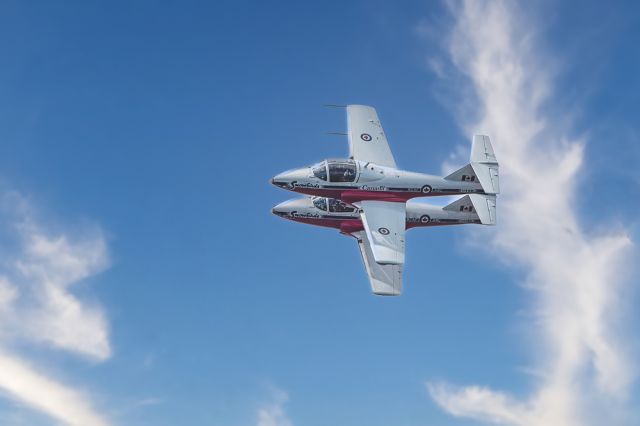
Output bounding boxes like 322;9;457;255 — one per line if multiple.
271;198;314;217
271;172;292;189
272;172;287;182
272;199;296;216
270;168;309;189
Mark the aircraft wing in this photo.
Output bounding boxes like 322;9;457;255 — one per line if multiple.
354;231;403;296
347;105;397;168
357;200;406;265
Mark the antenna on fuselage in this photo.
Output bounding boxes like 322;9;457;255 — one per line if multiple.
323;105;348;141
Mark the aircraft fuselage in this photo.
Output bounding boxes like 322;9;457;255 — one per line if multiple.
271;159;485;203
272;197;481;235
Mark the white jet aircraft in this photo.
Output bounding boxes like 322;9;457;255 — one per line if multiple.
272;195;496;295
271;105;499;271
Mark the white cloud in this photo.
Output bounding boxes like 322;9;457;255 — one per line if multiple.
440;143;470;176
423;1;637;425
0;351;109;426
15;231;111;360
427;382;533;425
258;387;292;426
0;191;112;425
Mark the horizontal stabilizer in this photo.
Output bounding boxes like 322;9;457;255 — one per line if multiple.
443;194;474;212
444;163;476;182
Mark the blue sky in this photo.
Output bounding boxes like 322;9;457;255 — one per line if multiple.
0;1;638;425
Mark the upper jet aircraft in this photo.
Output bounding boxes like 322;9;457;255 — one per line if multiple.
271;105;499;267
271;105;499;203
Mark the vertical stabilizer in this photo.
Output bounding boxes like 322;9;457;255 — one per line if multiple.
469;194;497;225
442;194;497;225
470;135;500;194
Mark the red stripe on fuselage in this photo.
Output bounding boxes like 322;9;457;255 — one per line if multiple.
291;188;420;203
288;216;463;232
289;217;363;232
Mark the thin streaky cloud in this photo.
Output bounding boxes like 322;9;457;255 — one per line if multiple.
0;351;109;426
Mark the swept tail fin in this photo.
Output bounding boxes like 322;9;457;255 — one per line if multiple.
444;135;500;195
469;194;497;225
470;135;499;194
443;194;497;225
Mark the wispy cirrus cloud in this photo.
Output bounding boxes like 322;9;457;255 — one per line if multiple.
422;1;637;425
0;190;112;425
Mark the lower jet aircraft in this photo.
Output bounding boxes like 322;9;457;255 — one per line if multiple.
271;105;499;278
272;195;496;295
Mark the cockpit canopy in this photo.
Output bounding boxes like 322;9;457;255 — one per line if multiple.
312;163;327;180
311;160;357;183
312;197;327;211
312;197;357;213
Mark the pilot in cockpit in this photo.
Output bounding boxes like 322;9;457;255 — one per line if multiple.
343;168;355;180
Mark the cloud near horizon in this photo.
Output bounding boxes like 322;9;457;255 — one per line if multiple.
257;387;293;426
0;190;112;426
424;1;637;425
